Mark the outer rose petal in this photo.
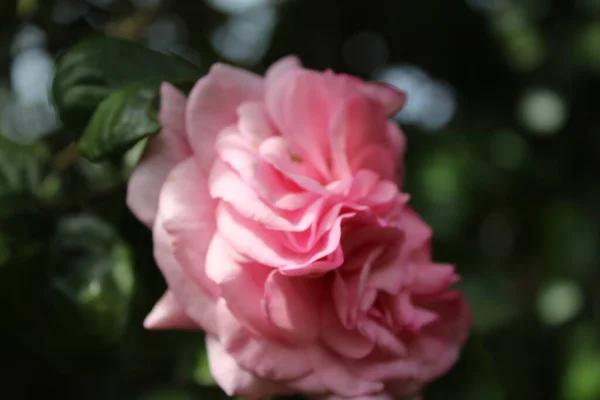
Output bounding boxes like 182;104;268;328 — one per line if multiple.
399;209;433;255
144;290;198;330
309;347;384;397
127;83;192;227
265;55;302;87
407;293;472;378
152;212;218;335
160;158;219;297
206;335;289;399
215;300;313;381
347;294;471;396
361;82;407;116
186;63;263;174
386;121;407;163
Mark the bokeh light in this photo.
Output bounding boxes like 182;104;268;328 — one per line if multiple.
519;88;568;135
1;24;57;143
536;280;584;326
210;6;277;65
373;65;457;131
206;0;276;14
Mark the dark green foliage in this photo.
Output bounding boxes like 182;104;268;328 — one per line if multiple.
52;37;200;160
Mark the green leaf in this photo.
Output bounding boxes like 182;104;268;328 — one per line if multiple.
52;36;200;136
0;134;49;197
562;323;600;400
78;83;161;161
49;214;136;345
0;135;50;219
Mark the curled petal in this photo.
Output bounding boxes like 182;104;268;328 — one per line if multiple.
209;159;295;231
144;291;197;330
410;263;459;295
361;81;407;116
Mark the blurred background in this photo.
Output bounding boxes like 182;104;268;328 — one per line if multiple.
1;0;599;399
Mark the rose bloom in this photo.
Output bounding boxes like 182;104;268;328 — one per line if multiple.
127;57;471;399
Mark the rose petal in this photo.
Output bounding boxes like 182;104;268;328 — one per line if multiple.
386;121;407;164
390;291;440;333
361;81;407;116
329;96;390;180
348;293;471;386
215;126;307;208
206;335;288;399
216;299;313;381
399;209;433;257
265;55;302;88
309;347;384;397
264;271;323;343
217;202;346;275
408;293;471;378
206;234;282;339
266;69;333;180
160;158;219;296
410;263;459;295
186;63;263;174
350;145;396;182
238;101;275;143
359;319;407;357
127;83;192;227
260;136;326;193
144;290;198;330
209;159;295;231
321;301;374;359
152;212;217;334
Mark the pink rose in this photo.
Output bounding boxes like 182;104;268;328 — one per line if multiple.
127;56;471;399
